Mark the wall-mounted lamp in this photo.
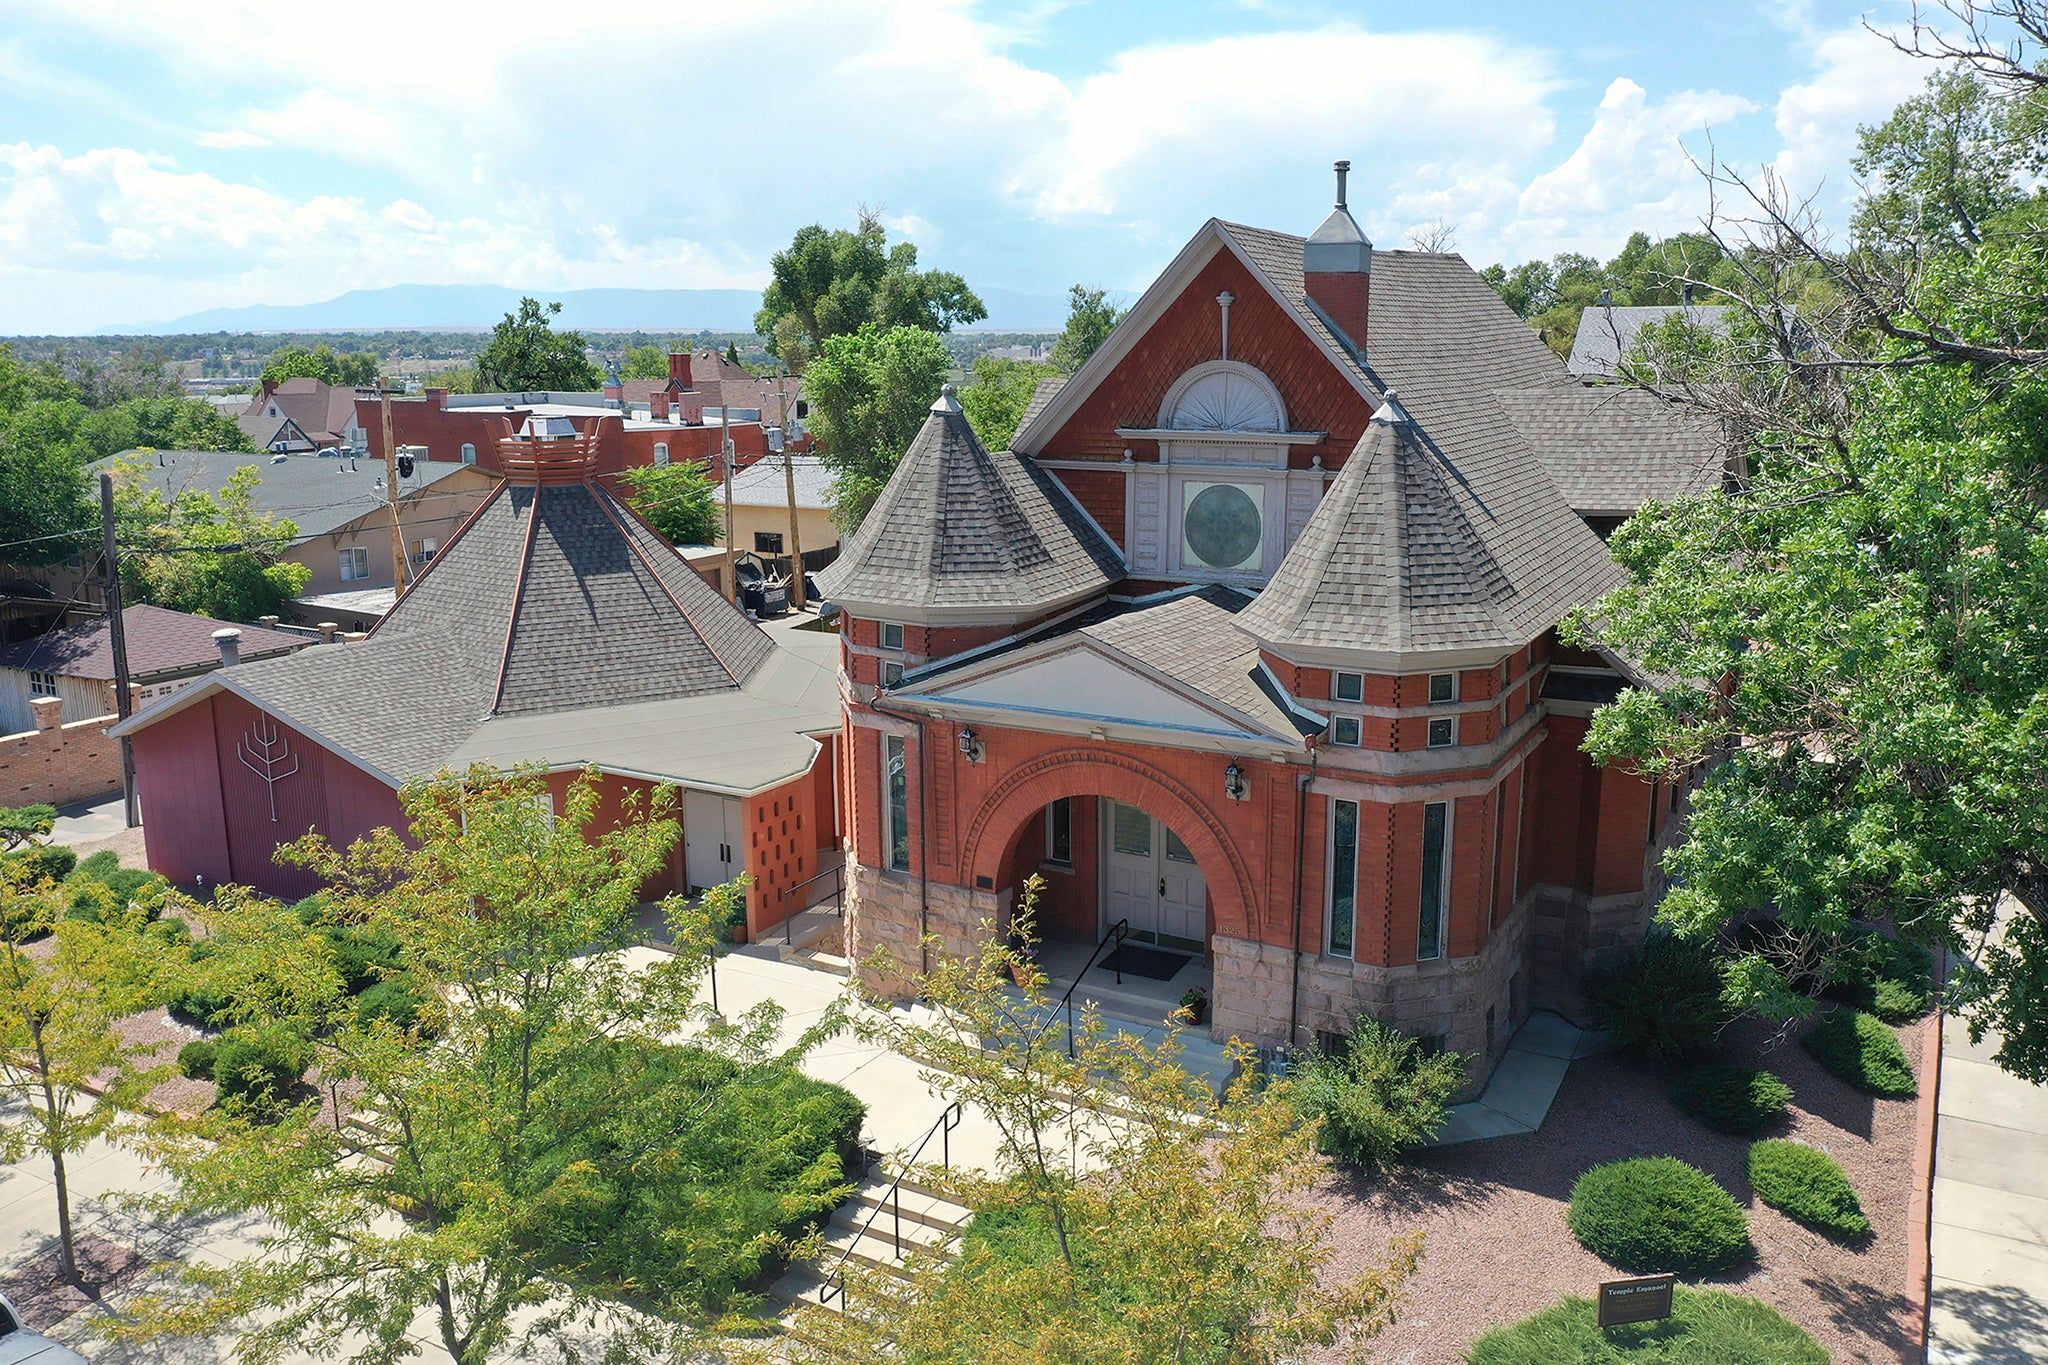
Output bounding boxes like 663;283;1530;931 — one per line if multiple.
1223;761;1248;802
958;725;985;764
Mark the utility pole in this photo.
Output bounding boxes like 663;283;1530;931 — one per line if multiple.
720;399;737;605
778;372;806;610
376;377;410;593
99;474;137;829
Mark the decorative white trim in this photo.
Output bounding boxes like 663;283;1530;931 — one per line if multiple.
1156;359;1288;432
1114;428;1327;446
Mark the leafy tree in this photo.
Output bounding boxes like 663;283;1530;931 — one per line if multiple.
765;881;1420;1363
1049;285;1125;374
621;460;722;547
804;322;950;530
754;211;985;361
0;805;56;852
261;344;380;388
959;355;1057;451
725;340;741;367
1573;37;2048;1080
123;768;839;1365
474;298;601;393
1479;234;1742;357
621;344;674;382
1854;68;2035;252
0;864;176;1284
111;455;310;620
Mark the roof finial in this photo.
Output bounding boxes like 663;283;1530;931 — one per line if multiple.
1370;389;1410;426
932;383;962;415
1334;159;1350;211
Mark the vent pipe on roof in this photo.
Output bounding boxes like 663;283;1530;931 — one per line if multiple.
1335;158;1350;211
212;627;242;668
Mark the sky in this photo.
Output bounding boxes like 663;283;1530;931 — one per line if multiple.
0;0;1943;334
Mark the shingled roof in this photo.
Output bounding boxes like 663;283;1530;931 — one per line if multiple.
133;458;810;784
1494;386;1727;516
813;387;1122;617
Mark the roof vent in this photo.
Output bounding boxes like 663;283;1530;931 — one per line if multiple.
212;627;242;668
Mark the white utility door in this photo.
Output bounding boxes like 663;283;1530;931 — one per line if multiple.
1101;801;1208;952
684;790;744;894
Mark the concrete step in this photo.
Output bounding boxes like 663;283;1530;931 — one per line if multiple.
775;907;846;959
843;1173;973;1234
830;1202;956;1253
792;948;851;977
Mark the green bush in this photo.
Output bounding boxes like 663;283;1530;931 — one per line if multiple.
177;1039;218;1081
73;850;121;882
1868;976;1930;1022
1668;1066;1793;1136
66;865;167;921
1567;1157;1751;1275
4;844;77;886
211;1030;312;1118
1803;1008;1917;1096
1748;1139;1871;1239
1831;927;1935;1022
167;940;235;1029
326;923;402;994
355;979;429;1032
1581;933;1732;1065
1465;1285;1827;1364
1288;1016;1464;1171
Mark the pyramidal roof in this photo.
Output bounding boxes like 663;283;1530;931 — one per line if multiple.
1236;393;1620;662
813;386;1123;617
206;433;779;780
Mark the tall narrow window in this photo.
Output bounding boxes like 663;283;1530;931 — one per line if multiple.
1328;798;1358;958
1418;801;1450;961
1046;797;1072;865
885;734;910;873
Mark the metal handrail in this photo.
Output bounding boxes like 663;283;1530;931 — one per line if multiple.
817;1100;964;1309
1039;916;1130;1059
776;863;845;946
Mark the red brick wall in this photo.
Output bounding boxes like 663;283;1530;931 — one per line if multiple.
1304;269;1370;352
1036;246;1373;471
362;396;772;481
744;770;817;937
1;710;120;808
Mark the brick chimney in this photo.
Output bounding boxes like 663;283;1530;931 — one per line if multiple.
212;627;242;668
668;351;693;387
1303;159;1373;358
651;391;671;420
603;367;624;404
424;386;450;407
28;696;62;731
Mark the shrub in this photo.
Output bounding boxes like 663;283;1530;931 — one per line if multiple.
1868;976;1930;1022
1668;1066;1793;1136
355;979;428;1032
72;850;121;882
4;844;77;886
1748;1140;1871;1239
178;1039;218;1082
327;923;403;994
1581;933;1732;1065
211;1030;312;1118
1466;1286;1827;1364
167;940;236;1029
1803;1009;1916;1096
1287;1016;1465;1171
1831;927;1935;1022
1567;1157;1751;1275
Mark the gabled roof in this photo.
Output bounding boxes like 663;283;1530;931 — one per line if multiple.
94;450;483;540
252;377;361;443
1236;394;1622;663
116;471;817;789
728;456;832;511
894;587;1310;752
1567;304;1730;380
812;388;1122;619
0;605;305;682
1493;386;1726;516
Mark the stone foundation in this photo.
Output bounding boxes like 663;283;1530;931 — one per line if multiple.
845;862;1007;998
1210;904;1534;1099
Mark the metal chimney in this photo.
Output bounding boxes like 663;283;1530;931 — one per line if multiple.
212;627;242;668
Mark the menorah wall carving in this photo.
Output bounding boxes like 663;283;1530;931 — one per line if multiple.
237;716;301;822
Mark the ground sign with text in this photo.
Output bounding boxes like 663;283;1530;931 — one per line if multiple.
1597;1273;1676;1328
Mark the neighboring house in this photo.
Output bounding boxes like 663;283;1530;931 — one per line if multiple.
74;450;501;628
814;166;1726;1085
724;456;839;567
245;377;369;451
114;428;842;939
1566;304;1730;381
236;412;315;453
0;605;307;733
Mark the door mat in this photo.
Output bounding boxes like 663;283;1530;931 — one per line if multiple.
1096;943;1194;982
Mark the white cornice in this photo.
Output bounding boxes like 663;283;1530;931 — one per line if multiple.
1114;427;1327;445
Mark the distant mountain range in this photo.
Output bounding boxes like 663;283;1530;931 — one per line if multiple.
95;283;1069;336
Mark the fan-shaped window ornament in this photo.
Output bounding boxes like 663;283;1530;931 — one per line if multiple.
1164;364;1284;432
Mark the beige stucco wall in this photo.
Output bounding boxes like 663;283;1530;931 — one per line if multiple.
729;503;838;560
288;467;498;596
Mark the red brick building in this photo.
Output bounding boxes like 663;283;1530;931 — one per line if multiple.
814;166;1721;1079
113;428;843;937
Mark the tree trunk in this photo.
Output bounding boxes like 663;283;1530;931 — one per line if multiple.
36;1051;79;1286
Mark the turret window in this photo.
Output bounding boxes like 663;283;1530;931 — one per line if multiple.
880;622;905;651
1427;717;1456;748
1328;798;1358;958
1418;801;1450;961
1334;671;1364;702
1332;716;1361;746
1428;672;1458;703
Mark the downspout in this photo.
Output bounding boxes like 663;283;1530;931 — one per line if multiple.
1287;744;1320;1054
870;695;932;977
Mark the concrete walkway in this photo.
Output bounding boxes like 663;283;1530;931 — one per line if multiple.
1927;1010;2048;1363
1422;1011;1611;1147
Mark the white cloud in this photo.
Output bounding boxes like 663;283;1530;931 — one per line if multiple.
1773;24;1929;202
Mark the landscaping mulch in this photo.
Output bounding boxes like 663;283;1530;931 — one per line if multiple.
1312;1013;1923;1365
0;1232;147;1327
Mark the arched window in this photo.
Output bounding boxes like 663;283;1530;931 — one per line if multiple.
1158;361;1285;433
654;442;670;467
459;442;476;465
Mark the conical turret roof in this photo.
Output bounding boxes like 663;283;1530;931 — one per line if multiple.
814;386;1122;617
1238;393;1611;662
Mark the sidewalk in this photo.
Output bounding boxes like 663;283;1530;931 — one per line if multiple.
1422;1010;1611;1147
1926;1011;2048;1364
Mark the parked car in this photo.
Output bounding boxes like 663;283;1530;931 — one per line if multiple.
0;1294;89;1365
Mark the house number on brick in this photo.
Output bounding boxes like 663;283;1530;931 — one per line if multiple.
238;716;300;822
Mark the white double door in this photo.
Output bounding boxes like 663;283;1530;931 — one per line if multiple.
1102;800;1207;952
684;790;744;894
